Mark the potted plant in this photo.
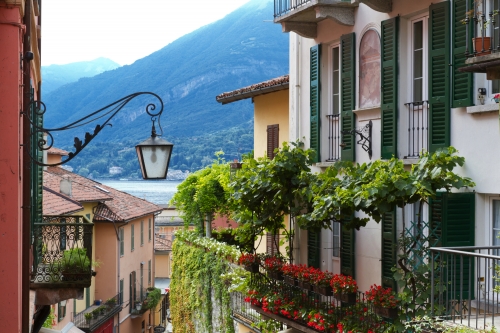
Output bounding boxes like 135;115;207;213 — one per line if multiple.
238;253;260;273
330;274;358;304
311;270;334;296
296;266;316;290
263;255;283;280
92;308;100;319
106;297;117;309
56;248;96;283
281;263;299;286
84;312;92;323
462;0;499;55
493;93;500;103
366;284;399;319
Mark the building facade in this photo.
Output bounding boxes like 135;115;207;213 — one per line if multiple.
276;0;499;296
0;0;42;331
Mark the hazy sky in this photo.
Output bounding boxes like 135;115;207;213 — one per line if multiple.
42;0;251;66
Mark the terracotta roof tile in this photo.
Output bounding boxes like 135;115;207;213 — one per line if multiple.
216;75;289;104
47;147;69;156
45;167;162;222
43;187;83;216
155;234;172;251
44;169;113;203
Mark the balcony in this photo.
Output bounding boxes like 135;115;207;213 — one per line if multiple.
246;272;392;332
73;293;122;332
131;287;161;318
326;114;341;162
30;215;93;290
459;0;500;78
404;101;428;159
231;291;262;330
430;246;500;330
273;0;391;38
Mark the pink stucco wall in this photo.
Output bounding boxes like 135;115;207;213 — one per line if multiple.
0;5;26;332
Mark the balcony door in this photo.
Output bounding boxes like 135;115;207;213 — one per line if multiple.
406;14;429;158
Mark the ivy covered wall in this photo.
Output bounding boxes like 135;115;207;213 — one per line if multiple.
170;230;240;333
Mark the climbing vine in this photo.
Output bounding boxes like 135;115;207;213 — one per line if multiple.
170;230;237;333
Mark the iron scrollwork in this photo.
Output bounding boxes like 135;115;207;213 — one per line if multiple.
341;120;372;159
27;92;164;166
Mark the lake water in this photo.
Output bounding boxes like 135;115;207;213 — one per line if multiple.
99;180;182;205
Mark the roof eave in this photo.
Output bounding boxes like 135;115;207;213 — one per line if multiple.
217;82;289;105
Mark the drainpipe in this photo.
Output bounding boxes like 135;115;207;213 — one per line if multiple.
22;0;33;332
293;32;301;265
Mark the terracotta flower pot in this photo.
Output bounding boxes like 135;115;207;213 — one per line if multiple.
473;37;491;56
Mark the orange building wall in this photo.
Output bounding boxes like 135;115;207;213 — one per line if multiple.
95;223;119;301
155;254;170;278
0;5;27;332
119;216;156;333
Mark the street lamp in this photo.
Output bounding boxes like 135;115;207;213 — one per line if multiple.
29;92;173;179
136;127;173;180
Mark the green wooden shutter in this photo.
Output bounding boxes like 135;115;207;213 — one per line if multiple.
267;124;279;159
452;0;474;108
381;210;397;290
307;231;320;268
310;44;321;163
341;33;356;161
341;224;355;277
381;17;399;159
430;192;475;299
428;1;451;153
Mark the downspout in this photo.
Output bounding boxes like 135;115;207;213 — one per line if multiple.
293;32;301;265
22;1;33;333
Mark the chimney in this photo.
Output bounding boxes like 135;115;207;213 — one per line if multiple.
60;177;72;197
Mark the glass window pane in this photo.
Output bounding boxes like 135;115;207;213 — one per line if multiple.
414;21;423;50
414;78;423;102
333;47;339;71
414;49;423;79
333;95;340;115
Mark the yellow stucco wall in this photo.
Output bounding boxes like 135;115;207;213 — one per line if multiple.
253;89;289;158
155;254;170;278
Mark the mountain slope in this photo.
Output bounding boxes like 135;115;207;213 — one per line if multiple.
42;58;120;94
43;0;288;177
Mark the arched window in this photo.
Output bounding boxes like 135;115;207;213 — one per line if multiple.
359;30;381;109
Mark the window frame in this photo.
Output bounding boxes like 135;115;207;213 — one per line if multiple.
408;13;429;103
326;43;342;162
148;218;152;242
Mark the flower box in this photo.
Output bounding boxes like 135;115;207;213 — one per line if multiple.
244;262;259;273
298;280;313;291
313;285;333;296
374;306;398;319
284;275;298;286
334;292;356;305
268;270;284;280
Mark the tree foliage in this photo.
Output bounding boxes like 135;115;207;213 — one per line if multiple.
298;147;475;230
170;152;231;232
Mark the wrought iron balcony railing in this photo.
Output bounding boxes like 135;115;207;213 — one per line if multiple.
404;101;428;159
430;246;500;330
231;291;261;328
30;215;94;289
326;114;341;162
73;293;122;331
464;0;500;57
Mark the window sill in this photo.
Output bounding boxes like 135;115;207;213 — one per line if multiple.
315;161;337;168
352;106;381;122
401;158;419;165
466;103;499;114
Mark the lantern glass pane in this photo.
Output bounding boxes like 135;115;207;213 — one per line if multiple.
139;145;171;179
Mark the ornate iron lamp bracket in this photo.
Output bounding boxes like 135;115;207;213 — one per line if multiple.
26;92;164;166
341;120;372;159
